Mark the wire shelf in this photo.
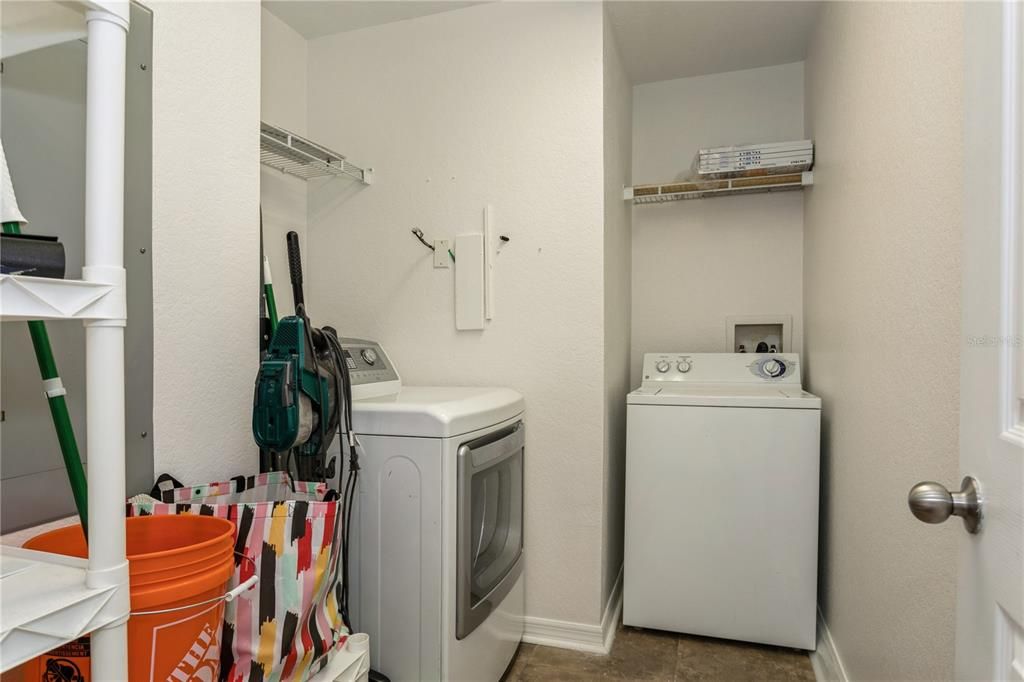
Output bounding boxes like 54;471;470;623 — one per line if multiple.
260;122;371;184
625;171;812;204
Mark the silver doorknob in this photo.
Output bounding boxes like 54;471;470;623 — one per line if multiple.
908;476;982;534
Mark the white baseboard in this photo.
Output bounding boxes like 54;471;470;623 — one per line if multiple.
522;566;623;655
810;608;849;682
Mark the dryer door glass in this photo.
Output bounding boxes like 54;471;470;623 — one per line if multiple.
457;421;525;639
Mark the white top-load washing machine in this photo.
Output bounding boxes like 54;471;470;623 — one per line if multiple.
624;353;821;650
337;339;525;682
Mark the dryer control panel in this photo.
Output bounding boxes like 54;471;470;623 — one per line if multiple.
640;352;802;385
339;338;402;398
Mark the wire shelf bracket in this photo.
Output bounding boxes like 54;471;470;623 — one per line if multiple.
260;122;372;184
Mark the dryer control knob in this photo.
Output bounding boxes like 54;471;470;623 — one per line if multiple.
677;360;692;373
655;360;671;373
762;359;785;378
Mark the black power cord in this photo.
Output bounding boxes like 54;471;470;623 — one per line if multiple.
316;330;391;682
321;328;358;632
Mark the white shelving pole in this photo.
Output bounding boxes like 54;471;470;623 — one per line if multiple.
81;3;131;679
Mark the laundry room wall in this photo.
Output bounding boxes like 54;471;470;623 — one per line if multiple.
802;3;963;679
304;2;617;632
260;7;306;318
601;10;633;616
151;1;261;483
630;62;805;387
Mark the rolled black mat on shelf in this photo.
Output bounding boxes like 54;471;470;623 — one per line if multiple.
1;232;66;278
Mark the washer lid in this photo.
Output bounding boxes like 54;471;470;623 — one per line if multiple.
352;386;524;438
628;384;821;409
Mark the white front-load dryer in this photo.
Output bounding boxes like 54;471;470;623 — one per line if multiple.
624;353;821;650
338;339;525;681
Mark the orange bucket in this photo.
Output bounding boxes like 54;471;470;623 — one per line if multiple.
22;515;236;682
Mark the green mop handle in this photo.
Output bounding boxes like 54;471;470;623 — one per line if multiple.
3;221;89;535
263;256;279;335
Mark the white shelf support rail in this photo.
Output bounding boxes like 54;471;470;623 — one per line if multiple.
82;3;131;679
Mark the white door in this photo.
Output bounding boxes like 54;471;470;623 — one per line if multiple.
911;2;1024;679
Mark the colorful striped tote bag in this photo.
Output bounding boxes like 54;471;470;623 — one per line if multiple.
128;471;349;681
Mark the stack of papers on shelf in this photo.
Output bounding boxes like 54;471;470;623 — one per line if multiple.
694;140;813;178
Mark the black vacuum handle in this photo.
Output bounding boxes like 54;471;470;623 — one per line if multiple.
286;231;305;310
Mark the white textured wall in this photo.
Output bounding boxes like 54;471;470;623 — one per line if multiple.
151;1;261;482
631;63;805;386
601;11;632;608
261;7;306;317
305;3;609;626
803;3;963;679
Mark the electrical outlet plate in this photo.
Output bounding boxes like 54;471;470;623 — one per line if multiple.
434;240;450;268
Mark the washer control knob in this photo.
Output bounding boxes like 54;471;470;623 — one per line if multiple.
361;348;378;365
762;359;785;378
655;360;671;373
676;360;692;373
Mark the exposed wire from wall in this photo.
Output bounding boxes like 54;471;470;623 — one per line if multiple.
411;227;455;262
411;227;432;251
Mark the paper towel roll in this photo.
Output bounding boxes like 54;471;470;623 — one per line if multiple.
1;140;27;225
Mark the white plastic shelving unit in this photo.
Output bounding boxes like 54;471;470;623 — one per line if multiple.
624;170;813;204
0;1;132;676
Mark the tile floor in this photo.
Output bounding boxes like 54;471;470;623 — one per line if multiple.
501;626;816;681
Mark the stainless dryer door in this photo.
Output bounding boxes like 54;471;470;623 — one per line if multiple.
456;421;525;639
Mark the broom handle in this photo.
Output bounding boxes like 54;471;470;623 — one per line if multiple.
263;258;279;335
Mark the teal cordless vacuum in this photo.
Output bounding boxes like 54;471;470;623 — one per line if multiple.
252;231;346;482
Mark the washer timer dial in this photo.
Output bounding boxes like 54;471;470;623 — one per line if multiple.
360;348;378;366
655;360;671;373
676;360;692;373
761;359;786;378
